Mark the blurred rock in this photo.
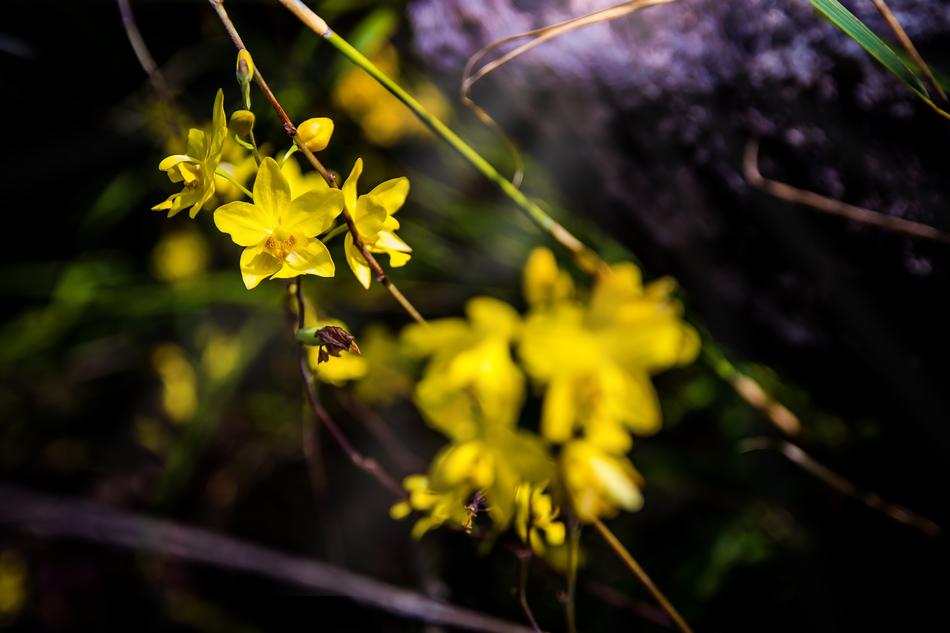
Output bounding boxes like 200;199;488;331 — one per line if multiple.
408;0;950;444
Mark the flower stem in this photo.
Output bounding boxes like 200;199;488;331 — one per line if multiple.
214;168;253;199
516;551;542;633
593;518;694;633
319;223;349;244
291;278;406;499
565;520;580;633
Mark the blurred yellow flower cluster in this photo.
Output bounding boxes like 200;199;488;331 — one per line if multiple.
333;45;449;147
391;247;699;546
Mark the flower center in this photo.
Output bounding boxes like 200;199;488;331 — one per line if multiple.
264;232;297;261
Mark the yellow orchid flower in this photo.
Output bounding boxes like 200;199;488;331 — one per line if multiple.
213;157;344;289
514;483;566;555
340;158;412;288
561;439;644;522
519;248;699;444
403;297;524;440
281;154;331;198
153;89;227;218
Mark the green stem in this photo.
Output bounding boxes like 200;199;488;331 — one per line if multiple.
320;223;348;244
280;143;299;167
214;169;253;198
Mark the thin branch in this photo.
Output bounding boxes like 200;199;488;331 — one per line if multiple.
701;342;801;436
592;519;694;633
871;0;946;101
740;437;941;537
744;139;950;244
290;279;406;500
338;393;426;475
117;0;180;138
516;551;543;633
208;0;428;327
565;520;580;633
0;485;536;633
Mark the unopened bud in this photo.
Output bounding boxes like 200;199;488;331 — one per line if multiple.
236;49;254;84
229;109;256;137
297;117;334;152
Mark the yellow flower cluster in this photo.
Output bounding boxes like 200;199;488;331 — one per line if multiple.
151;83;414;292
392;247;699;545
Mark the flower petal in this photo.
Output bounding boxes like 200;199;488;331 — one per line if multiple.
374;230;411;253
284;239;335;277
239;244;281;289
284;189;344;236
252;157;290;224
353;197;387;239
345;233;372;289
186;129;208;158
208;88;227;160
541;374;576;443
214;201;272;246
158;154;197;174
365;176;409;215
342;158;363;213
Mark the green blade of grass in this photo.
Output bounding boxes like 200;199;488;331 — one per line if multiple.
809;0;950;119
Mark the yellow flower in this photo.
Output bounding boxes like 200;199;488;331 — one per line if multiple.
341;158;412;288
153;89;227;218
403;297;523;440
214;157;344;289
561;439;644;522
514;483;566;555
519;248;699;444
213;136;257;202
390;475;473;539
150;229;209;283
280;155;330;198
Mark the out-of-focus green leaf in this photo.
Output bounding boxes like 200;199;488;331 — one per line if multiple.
809;0;950;119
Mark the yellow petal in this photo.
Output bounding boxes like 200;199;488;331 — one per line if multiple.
342;157;363;212
545;521;566;546
214;201;272;246
186;128;208;158
345;233;372;289
239;244;281;289
252;157;290;224
386;250;411;268
353;197;387;239
209;88;227;159
389;501;412;520
158;154;196;174
283;189;344;237
365;176;409;215
541;374;576;443
524;246;573;307
374;230;411;253
284;239;335;277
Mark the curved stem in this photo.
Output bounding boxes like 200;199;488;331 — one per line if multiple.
214;168;253;199
593;518;694;633
517;552;542;633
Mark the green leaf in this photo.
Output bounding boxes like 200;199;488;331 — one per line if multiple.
809;0;950;119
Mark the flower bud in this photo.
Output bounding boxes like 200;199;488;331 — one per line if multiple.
236;49;254;84
229;109;256;137
297;117;334;152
